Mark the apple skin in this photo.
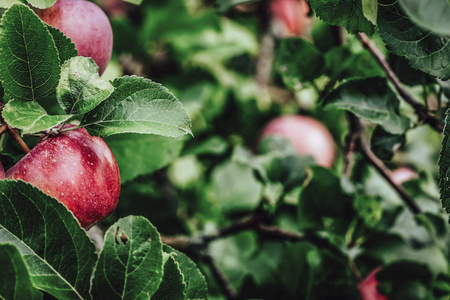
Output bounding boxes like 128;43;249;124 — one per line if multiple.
358;268;388;300
260;115;336;168
270;0;310;37
0;162;4;180
37;0;113;75
6;126;120;229
391;167;417;186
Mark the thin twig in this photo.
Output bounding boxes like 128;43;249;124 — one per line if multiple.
256;224;304;242
201;254;238;300
202;211;265;244
349;258;362;283
357;33;443;132
161;211;306;252
255;32;275;88
360;140;421;214
350;116;421;214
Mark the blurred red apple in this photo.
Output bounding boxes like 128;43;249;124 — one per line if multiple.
260;115;336;167
358;268;388;300
37;0;113;75
270;0;310;37
0;162;4;180
391;167;418;185
6;126;120;229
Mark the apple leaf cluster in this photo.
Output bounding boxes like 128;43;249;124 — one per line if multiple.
0;4;191;138
0;181;207;299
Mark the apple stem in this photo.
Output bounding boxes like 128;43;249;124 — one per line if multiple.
8;127;30;153
57;120;68;133
0;102;30;153
0;124;8;136
357;33;443;132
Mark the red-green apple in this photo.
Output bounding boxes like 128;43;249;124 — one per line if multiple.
358;268;388;300
6;126;120;229
260;115;336;168
37;0;113;75
270;0;310;37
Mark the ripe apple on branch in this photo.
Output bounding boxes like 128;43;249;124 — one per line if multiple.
0;1;191;230
5;125;121;229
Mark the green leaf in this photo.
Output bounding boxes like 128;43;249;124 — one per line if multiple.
0;0;22;8
122;0;142;5
377;0;450;80
153;252;186;300
298;166;355;233
81;75;192;138
163;245;208;300
439;109;450;221
370;126;406;161
323;77;410;134
389;54;436;86
92;216;164;299
399;0;450;36
183;136;228;156
0;180;97;300
105;133;183;184
276;38;325;88
57;57;114;114
211;160;263;212
0;243;42;300
26;0;56;9
325;46;384;80
2;100;71;134
308;0;375;35
0;4;60;101
362;0;378;24
353;194;383;227
258;136;314;190
46;25;78;65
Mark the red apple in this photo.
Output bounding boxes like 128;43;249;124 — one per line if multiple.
358;268;388;300
270;0;310;37
6;126;120;229
391;167;418;186
260;115;336;168
37;0;113;75
0;162;4;180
